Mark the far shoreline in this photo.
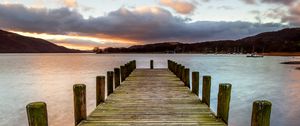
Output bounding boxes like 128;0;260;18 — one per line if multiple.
0;52;300;56
259;52;300;56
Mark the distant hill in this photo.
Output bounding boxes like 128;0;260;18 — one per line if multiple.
99;28;300;54
0;30;82;53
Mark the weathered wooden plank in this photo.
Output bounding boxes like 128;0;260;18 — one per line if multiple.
78;69;226;126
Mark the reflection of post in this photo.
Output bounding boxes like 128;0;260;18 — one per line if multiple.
26;102;48;126
251;100;272;126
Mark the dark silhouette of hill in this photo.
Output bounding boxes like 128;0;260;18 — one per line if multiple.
0;30;82;53
99;28;300;54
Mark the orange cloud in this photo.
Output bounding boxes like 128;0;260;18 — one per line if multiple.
160;0;197;14
9;30;139;50
63;0;78;8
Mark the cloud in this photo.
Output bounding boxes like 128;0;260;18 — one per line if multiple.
282;2;300;26
261;0;296;5
62;0;78;8
0;3;288;45
241;0;256;4
242;0;296;5
217;6;234;10
159;0;197;14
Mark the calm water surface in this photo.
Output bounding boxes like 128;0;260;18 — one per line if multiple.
0;53;300;126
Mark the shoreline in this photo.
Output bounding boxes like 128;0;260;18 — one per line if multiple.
259;52;300;56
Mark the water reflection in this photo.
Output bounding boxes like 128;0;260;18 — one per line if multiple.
0;54;298;126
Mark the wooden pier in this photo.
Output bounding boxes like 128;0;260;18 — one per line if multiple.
79;68;225;126
26;60;272;126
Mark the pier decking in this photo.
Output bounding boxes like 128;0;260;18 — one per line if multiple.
26;60;272;126
78;69;225;126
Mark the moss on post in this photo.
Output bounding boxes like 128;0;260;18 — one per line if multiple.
192;71;199;96
217;83;232;124
107;71;114;96
73;84;87;126
96;76;105;106
26;102;48;126
114;68;121;88
251;100;272;126
202;76;211;107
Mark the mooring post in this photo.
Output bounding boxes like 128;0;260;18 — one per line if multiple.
96;76;105;106
26;102;48;126
181;65;185;81
192;71;199;95
73;84;87;126
120;65;125;82
176;64;180;77
150;60;154;69
184;68;190;88
202;76;211;106
217;83;232;124
168;60;170;70
170;61;174;72
178;64;182;78
124;63;128;78
172;61;175;72
251;100;272;126
128;61;132;73
107;71;114;95
133;60;136;69
174;63;178;75
114;68;120;88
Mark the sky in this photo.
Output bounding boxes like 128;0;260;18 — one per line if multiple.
0;0;299;50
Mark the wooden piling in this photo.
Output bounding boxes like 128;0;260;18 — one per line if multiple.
107;71;114;95
96;76;105;106
202;76;211;106
178;64;182;78
184;68;190;88
174;63;178;75
124;63;129;78
251;100;272;126
217;83;232;124
26;102;48;126
73;84;87;126
181;66;185;81
150;60;154;69
120;66;125;82
114;68;120;88
192;72;199;95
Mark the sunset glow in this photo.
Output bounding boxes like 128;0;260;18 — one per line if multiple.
10;30;139;50
0;0;299;50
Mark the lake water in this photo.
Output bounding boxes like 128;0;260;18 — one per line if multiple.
0;53;300;126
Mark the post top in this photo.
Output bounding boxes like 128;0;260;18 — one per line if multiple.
73;84;86;88
203;75;211;78
96;76;105;79
219;83;232;88
26;102;46;108
253;100;272;106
